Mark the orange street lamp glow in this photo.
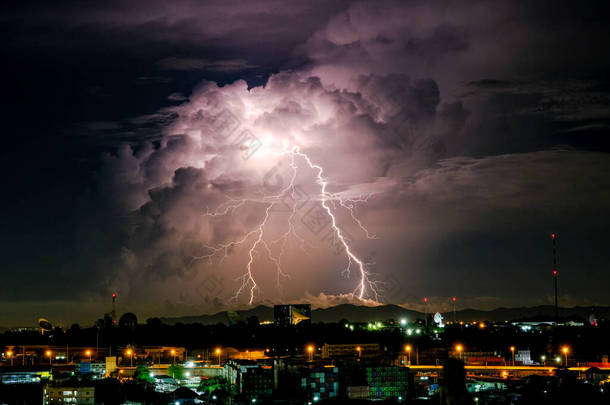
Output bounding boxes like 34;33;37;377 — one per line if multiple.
510;346;516;365
125;349;133;367
85;350;92;362
405;345;412;365
562;346;569;367
455;345;463;359
306;345;314;361
216;348;222;365
46;350;52;366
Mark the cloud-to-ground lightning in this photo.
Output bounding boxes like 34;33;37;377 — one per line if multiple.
193;146;380;304
292;147;380;301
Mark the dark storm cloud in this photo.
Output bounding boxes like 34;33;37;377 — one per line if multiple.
157;57;257;72
464;79;610;132
1;0;609;325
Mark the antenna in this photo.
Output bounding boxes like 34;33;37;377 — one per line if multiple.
551;234;558;321
452;297;457;324
423;297;428;328
112;293;117;325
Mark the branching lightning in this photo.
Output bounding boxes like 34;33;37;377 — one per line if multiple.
193;146;380;304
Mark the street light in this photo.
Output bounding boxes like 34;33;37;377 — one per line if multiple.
6;350;13;366
307;345;314;362
562;346;569;367
510;346;516;366
455;345;463;360
170;349;176;364
85;350;92;363
215;348;222;365
126;349;133;367
46;350;52;366
540;355;546;365
405;345;412;365
356;346;361;359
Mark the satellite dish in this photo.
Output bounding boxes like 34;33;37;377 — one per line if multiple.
433;313;443;325
38;318;53;331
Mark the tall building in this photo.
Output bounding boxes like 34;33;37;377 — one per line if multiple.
274;304;311;326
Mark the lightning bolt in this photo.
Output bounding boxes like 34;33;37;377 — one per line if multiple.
291;147;379;301
193;146;380;304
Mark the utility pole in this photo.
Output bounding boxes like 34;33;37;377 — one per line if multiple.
111;293;117;326
552;233;559;321
424;297;428;328
452;297;457;324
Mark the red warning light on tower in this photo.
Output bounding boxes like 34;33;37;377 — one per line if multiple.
452;297;457;302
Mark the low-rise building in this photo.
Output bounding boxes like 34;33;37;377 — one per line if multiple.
223;359;273;398
0;367;51;384
365;366;408;400
321;343;379;359
242;366;273;397
43;386;94;405
301;366;339;401
75;362;105;379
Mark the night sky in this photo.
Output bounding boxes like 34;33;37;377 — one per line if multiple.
2;0;610;326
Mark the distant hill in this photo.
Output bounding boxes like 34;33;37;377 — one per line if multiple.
311;304;423;323
161;303;610;325
450;305;610;323
160;305;274;325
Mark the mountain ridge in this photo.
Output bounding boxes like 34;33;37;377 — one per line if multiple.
160;304;610;325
